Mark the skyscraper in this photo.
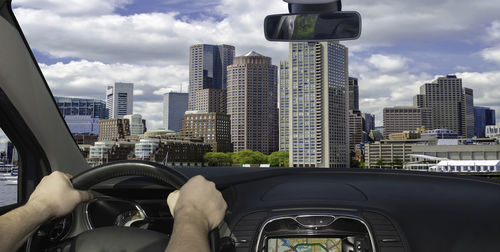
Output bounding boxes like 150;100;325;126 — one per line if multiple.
106;82;133;119
279;60;290;151
474;106;496;138
383;106;432;136
227;51;278;155
163;92;188;132
348;77;359;111
188;44;235;111
349;110;363;151
282;42;349;168
418;75;474;138
362;113;375;133
194;88;227;114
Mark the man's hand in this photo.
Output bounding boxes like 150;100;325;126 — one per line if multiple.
0;171;93;252
167;175;227;232
26;171;93;219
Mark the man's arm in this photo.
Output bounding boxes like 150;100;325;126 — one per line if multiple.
165;175;227;252
0;171;92;252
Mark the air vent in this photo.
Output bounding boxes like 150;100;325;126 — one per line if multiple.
231;211;268;252
363;212;408;252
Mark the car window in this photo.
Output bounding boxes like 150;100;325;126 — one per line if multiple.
9;0;500;179
0;129;18;207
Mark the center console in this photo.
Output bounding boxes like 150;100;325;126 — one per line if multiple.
255;214;375;252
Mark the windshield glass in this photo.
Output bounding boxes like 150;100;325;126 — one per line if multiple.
9;0;500;177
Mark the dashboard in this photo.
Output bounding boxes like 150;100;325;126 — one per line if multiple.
32;167;500;252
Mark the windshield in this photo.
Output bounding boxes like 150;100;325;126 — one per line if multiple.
9;0;500;176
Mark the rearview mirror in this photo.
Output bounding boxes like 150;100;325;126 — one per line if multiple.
264;12;361;42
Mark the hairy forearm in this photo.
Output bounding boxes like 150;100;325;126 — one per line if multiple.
165;211;211;252
0;202;51;252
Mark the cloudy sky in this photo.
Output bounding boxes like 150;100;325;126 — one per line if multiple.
9;0;500;130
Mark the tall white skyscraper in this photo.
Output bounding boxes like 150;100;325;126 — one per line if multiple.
280;42;349;168
106;82;133;119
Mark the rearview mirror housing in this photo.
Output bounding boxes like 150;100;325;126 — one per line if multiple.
264;11;361;42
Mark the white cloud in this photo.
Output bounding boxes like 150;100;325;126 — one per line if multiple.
13;0;131;16
11;0;500;129
481;46;500;64
366;54;409;73
134;102;164;130
39;60;187;99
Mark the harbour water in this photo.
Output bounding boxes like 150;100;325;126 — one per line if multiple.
0;180;17;206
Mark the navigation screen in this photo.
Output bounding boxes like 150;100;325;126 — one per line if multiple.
267;237;342;252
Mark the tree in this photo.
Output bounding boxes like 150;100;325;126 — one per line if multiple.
392;158;403;169
203;152;232;166
232;150;268;165
350;157;361;168
268;151;289;167
375;158;384;168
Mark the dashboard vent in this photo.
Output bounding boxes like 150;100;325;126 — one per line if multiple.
363;211;408;252
232;211;268;252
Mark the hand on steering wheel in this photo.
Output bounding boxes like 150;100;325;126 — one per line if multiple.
32;160;223;252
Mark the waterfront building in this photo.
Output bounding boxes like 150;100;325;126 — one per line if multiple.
54;96;108;135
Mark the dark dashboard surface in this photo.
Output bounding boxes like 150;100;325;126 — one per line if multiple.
94;167;500;252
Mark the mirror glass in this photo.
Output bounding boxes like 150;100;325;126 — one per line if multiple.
264;12;361;41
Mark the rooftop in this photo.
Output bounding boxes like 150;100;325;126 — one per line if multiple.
243;51;263;57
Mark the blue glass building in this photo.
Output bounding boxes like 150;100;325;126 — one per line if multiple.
54;96;108;135
474;106;496;138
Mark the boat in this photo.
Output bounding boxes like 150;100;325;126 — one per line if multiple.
0;166;18;181
5;178;17;185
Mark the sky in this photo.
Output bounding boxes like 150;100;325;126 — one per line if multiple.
8;0;500;131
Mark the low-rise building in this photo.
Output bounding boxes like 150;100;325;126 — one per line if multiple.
179;111;232;153
87;141;135;167
365;139;436;168
430;160;500;173
388;131;421;141
98;119;130;141
412;144;500;160
421;129;459;139
134;138;160;159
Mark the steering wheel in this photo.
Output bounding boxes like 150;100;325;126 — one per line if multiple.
41;161;219;252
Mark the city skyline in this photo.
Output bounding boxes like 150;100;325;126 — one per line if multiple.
9;0;500;131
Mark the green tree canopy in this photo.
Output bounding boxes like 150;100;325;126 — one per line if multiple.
203;152;232;166
350;157;361;168
268;151;289;167
375;158;385;168
232;150;268;165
